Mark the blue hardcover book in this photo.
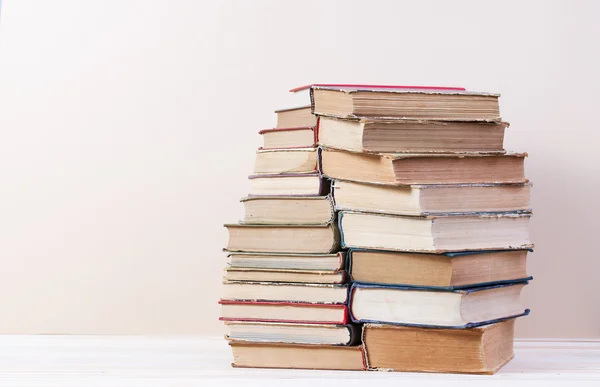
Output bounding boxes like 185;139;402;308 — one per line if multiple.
349;281;530;329
347;248;533;290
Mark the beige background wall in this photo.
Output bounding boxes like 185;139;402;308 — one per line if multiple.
0;0;598;338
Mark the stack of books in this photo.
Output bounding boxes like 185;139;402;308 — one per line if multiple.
222;84;533;374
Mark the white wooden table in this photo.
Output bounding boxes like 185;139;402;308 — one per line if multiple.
0;336;598;386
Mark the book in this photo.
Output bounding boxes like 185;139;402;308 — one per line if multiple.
322;148;527;185
318;117;507;153
332;180;531;215
310;85;500;121
348;249;530;289
363;319;515;374
229;341;366;370
339;211;532;253
254;148;319;174
225;223;340;253
219;300;349;324
284;84;466;116
225;251;346;271
224;268;346;284
241;196;334;225
222;282;349;304
249;173;329;196
349;282;529;328
275;106;318;128
224;321;359;345
291;84;466;92
259;127;316;149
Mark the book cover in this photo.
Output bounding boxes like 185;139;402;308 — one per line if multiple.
346;248;533;290
348;281;531;328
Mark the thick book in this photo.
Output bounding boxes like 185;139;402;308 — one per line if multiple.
222;281;349;304
224;321;359;345
225;223;340;253
310;85;501;122
229;341;366;370
332;180;531;215
253;148;319;174
349;282;529;328
241;195;335;225
339;211;532;253
318;117;507;153
225;251;346;271
363;319;515;374
275;106;318;128
224;268;346;284
348;249;530;289
259;127;317;149
322;148;527;185
249;173;329;196
219;300;349;324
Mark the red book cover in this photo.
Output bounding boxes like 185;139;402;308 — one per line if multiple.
290;84;466;93
258;127;315;135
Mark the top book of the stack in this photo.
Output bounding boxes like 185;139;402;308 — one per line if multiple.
309;84;501;122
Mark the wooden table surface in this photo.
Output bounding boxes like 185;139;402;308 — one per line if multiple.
0;336;598;386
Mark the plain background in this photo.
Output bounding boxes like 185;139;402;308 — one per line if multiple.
0;0;598;338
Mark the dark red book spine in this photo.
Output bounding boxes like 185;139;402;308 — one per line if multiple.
290;84;466;92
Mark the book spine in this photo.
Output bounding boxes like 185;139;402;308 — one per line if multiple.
346;249;354;280
338;211;347;249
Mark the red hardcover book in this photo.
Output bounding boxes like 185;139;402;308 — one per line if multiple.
219;300;350;325
290;84;466;93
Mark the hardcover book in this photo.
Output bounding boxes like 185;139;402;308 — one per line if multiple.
229;341;366;370
321;148;527;185
223;267;346;284
348;249;531;289
349;282;529;328
240;195;335;225
225;223;340;253
224;251;346;271
275;106;317;128
248;173;329;196
310;85;501;122
338;211;532;253
259;127;317;149
219;300;350;324
318;116;507;153
224;321;359;345
253;148;319;174
222;281;349;304
363;319;516;374
332;179;531;215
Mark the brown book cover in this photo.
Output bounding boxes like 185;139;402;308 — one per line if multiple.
229;341;366;370
321;148;527;185
224;223;340;254
310;85;501;122
363;319;516;374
